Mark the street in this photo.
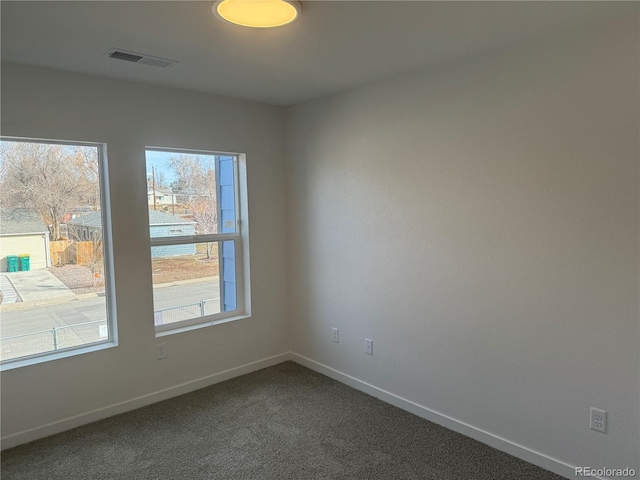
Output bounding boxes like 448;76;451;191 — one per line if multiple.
153;277;220;311
0;278;220;361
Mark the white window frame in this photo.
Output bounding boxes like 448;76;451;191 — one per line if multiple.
146;147;250;335
0;136;118;370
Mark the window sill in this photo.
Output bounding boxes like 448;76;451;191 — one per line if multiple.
155;313;251;338
0;340;118;371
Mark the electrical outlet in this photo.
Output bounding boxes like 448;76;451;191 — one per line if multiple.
332;327;339;343
365;338;373;355
157;343;167;360
590;407;607;433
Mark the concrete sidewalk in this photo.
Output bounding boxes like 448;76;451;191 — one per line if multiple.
0;274;21;304
1;270;76;306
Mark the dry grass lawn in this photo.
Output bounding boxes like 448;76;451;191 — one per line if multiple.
151;254;219;284
50;252;219;293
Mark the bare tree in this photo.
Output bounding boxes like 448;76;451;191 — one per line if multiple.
169;154;218;258
86;239;105;285
154;170;167;189
75;146;101;211
0;141;99;240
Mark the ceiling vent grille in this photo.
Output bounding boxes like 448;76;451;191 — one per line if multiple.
106;49;177;68
108;50;143;63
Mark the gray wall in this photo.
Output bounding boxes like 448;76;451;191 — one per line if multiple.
1;63;289;438
286;16;639;474
1;12;638;477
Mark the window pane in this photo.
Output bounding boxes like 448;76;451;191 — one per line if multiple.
0;140;110;362
152;241;236;327
145;150;237;235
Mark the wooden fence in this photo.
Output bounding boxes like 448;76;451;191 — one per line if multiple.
50;240;101;266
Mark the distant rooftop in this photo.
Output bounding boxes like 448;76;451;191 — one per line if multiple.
147;209;195;225
66;209;195;227
68;206;95;213
147;188;175;195
0;208;48;235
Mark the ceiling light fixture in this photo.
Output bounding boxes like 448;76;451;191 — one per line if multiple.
213;0;301;28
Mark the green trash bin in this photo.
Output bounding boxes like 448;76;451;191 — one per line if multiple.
18;254;30;272
7;255;18;272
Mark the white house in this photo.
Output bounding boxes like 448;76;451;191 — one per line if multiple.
147;188;178;207
0;208;50;272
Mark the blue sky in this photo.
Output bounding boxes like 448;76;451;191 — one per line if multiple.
145;150;176;184
145;150;218;188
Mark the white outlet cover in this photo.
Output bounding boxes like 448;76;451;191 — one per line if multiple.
365;338;373;355
332;327;339;343
157;343;167;360
590;407;607;433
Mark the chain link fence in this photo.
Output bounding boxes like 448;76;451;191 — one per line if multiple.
1;320;108;361
2;299;220;361
154;299;219;326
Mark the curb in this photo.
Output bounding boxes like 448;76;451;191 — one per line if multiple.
0;277;219;310
153;276;219;289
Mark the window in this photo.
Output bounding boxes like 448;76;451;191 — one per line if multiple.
0;138;116;366
145;148;247;333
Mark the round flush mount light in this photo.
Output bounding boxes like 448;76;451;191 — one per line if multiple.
213;0;301;28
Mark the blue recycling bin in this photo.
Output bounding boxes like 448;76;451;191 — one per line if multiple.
19;254;30;271
7;255;18;272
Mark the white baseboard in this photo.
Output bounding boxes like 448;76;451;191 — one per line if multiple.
290;352;577;480
1;351;586;479
1;352;292;451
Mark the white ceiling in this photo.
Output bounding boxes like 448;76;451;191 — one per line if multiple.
1;1;636;106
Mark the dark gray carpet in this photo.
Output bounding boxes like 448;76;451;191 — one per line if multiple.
1;362;564;479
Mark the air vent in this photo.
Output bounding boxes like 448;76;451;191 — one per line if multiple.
108;50;143;63
105;49;178;68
